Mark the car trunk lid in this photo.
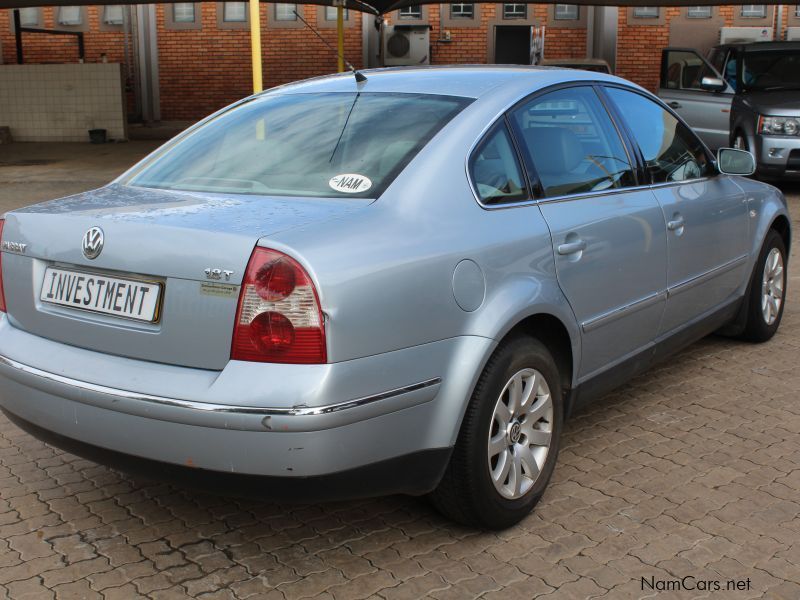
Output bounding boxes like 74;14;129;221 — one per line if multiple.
2;184;366;370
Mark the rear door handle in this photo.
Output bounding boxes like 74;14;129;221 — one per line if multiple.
667;216;685;231
668;101;682;109
557;240;587;255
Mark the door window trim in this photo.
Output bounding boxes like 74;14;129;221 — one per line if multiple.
505;81;642;202
466;117;534;209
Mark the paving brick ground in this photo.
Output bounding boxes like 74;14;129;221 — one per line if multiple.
1;143;799;599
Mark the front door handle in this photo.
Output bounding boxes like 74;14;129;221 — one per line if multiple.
668;101;682;109
557;239;587;255
667;216;685;231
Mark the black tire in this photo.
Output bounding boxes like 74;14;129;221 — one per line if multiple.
739;230;787;343
430;335;563;529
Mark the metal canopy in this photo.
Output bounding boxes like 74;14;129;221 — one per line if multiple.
0;0;787;15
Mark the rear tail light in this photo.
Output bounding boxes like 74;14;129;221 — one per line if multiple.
0;219;5;313
231;247;326;364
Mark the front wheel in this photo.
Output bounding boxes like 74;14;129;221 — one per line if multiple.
739;230;787;342
430;335;563;529
733;131;748;151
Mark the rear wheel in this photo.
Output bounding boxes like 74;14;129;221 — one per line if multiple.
430;335;563;529
740;230;787;342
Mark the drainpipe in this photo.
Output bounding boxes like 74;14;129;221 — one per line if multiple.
135;5;160;123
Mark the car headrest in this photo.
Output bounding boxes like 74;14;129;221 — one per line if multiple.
523;127;583;174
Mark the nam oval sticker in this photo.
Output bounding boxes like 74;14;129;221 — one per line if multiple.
329;173;372;194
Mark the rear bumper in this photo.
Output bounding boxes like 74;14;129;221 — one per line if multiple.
3;410;451;501
0;316;494;488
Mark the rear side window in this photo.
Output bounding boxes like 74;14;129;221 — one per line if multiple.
125;92;472;198
469;123;528;205
509;86;635;198
604;87;713;184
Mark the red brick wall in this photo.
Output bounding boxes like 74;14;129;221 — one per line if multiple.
157;3;362;120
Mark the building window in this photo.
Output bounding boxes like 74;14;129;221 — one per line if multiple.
173;3;196;22
503;4;528;19
57;6;83;26
450;3;474;18
275;3;297;20
324;6;349;20
16;8;40;27
796;5;800;17
554;4;579;20
103;5;125;25
740;5;766;18
686;6;712;18
398;6;422;19
222;2;247;22
632;6;659;18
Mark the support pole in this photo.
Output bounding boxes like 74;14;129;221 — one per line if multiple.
249;0;263;92
337;4;345;73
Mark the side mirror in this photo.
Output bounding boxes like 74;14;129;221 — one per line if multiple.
700;76;727;92
717;148;756;176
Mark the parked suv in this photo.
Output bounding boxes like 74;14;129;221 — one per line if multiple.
658;42;800;180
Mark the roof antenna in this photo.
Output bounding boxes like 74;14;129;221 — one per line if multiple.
293;8;367;83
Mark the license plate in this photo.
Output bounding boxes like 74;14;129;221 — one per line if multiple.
40;267;162;323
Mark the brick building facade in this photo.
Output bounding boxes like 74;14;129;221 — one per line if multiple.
1;3;796;122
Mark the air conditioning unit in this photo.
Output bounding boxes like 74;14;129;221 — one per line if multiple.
719;27;773;44
787;27;800;41
383;25;430;66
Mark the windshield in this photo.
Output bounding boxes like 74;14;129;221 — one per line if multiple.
125;92;472;198
741;49;800;91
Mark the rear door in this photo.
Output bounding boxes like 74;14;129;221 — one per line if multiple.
658;48;734;150
602;86;749;337
508;85;668;381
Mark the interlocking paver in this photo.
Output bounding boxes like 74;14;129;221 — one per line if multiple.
1;151;800;598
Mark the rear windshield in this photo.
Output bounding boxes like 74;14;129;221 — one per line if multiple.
125;92;472;198
741;49;800;91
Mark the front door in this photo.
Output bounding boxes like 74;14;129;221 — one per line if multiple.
603;86;749;336
509;86;668;380
495;26;531;64
658;48;734;151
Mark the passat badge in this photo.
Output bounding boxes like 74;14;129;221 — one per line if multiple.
329;173;372;194
1;240;26;254
82;226;104;260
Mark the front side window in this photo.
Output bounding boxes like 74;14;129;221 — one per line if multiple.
126;92;472;199
604;87;713;184
274;3;297;20
58;6;82;25
633;6;659;18
470;124;527;205
223;2;247;22
663;50;719;91
451;3;475;19
687;6;712;18
173;3;196;22
555;4;579;20
399;6;422;19
510;86;635;198
503;4;528;19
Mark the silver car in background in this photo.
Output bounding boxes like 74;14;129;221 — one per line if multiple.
0;67;790;529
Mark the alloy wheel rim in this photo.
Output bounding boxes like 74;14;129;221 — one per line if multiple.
761;248;784;326
734;136;746;150
487;368;553;500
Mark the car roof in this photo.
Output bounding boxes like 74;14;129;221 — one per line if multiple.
540;58;610;66
716;41;800;52
263;65;626;100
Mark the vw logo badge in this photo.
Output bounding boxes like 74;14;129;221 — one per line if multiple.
81;227;104;260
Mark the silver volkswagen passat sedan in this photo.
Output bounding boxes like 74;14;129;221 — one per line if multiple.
0;67;790;529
